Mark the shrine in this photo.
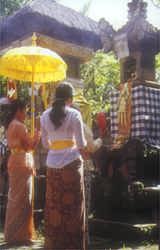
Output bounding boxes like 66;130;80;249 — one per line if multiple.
92;0;160;235
114;0;159;83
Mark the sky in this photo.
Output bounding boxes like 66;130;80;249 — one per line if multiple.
59;0;160;30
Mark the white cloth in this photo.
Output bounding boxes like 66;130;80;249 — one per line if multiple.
40;106;87;168
83;124;102;153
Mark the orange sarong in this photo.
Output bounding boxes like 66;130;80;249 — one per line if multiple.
4;119;36;244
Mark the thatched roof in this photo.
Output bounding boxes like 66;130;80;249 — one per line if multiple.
0;0;102;50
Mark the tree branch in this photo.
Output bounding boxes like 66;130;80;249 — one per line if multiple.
151;0;160;8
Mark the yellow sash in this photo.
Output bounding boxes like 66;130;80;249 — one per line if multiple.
49;140;75;150
11;148;33;154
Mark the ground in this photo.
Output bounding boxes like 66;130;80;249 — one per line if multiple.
0;230;158;250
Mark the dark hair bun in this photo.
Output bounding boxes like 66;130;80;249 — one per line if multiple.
50;83;74;129
3;99;26;128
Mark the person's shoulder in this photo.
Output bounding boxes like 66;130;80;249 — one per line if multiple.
11;119;24;127
8;119;25;132
40;108;52;125
66;106;81;117
41;108;52;118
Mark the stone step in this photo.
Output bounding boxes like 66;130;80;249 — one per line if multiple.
89;218;158;241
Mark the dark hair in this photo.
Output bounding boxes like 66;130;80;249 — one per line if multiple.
50;83;73;129
5;99;26;129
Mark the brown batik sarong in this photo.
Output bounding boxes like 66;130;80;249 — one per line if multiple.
4;163;35;244
44;159;86;250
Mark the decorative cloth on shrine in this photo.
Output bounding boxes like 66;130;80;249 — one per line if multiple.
117;82;132;138
110;85;160;148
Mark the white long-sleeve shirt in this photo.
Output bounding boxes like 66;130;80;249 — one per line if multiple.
40;106;87;168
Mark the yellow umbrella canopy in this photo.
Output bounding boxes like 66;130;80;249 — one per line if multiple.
0;41;67;135
0;46;67;82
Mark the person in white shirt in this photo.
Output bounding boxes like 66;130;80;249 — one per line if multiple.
40;83;87;250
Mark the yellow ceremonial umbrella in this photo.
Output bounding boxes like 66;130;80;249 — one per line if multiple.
0;33;67;136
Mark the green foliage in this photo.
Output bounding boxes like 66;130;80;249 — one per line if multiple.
0;77;30;104
80;50;120;113
155;53;160;82
0;76;7;96
0;0;29;16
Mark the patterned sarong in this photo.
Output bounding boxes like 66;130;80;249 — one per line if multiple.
44;159;86;250
4;163;35;244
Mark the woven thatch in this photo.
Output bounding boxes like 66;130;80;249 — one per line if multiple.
0;0;102;50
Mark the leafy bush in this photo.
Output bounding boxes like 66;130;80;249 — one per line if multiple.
80;51;120;113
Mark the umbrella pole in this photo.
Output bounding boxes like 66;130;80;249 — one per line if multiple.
31;74;35;219
31;80;35;137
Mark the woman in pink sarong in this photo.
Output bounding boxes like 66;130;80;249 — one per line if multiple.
4;100;40;246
